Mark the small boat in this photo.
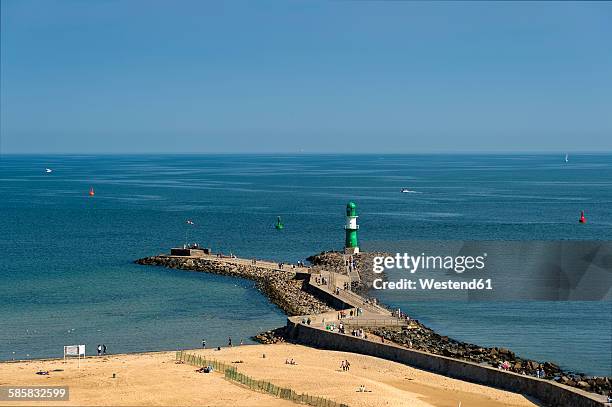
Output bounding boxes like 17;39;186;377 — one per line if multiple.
401;188;411;193
45;168;53;173
274;216;284;230
89;187;95;197
565;154;569;163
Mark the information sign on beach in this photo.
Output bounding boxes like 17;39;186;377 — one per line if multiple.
64;345;85;356
63;345;85;366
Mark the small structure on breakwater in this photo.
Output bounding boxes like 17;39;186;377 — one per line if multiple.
170;246;210;256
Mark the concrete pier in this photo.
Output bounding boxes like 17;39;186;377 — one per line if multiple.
136;250;608;406
136;251;404;327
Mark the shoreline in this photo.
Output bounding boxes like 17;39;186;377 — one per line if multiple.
0;343;541;407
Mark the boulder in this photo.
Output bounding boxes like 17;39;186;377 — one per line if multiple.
576;381;591;390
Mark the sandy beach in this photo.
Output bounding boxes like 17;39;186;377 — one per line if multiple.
0;343;539;407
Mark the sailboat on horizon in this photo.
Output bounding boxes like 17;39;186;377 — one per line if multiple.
565;153;569;163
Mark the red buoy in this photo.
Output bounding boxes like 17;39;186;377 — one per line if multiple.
579;210;586;224
89;187;95;197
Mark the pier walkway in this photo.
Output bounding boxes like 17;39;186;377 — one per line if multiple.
166;251;406;327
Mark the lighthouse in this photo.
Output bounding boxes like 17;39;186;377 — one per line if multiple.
344;202;359;254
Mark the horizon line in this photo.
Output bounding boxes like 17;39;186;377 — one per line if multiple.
1;151;611;156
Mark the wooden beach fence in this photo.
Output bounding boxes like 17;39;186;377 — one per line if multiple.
176;351;349;407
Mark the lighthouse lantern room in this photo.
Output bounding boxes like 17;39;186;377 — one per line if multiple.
344;202;359;254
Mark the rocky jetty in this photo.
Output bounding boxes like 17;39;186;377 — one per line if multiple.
307;250;389;294
252;327;288;344
373;325;612;396
306;251;346;273
136;256;332;316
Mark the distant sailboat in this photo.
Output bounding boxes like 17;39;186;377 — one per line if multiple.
565;154;569;163
89;187;95;197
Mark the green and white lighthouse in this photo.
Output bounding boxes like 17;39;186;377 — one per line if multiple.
344;202;359;254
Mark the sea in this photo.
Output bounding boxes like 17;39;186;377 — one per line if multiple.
0;154;610;376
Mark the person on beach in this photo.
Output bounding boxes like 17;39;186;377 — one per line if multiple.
102;344;107;355
340;360;346;371
228;337;232;347
202;339;206;348
97;345;102;356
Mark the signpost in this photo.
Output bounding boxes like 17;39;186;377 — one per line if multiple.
63;345;85;367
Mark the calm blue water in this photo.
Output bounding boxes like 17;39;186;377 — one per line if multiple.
1;154;610;375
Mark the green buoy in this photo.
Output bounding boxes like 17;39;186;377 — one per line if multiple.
275;216;284;230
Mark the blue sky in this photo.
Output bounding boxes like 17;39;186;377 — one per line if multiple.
1;1;611;153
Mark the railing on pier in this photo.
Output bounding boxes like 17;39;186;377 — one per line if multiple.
334;289;390;314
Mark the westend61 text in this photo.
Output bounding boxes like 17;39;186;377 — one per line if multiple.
373;278;493;291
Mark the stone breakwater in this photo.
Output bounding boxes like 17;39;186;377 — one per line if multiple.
252;327;287;345
307;251;388;294
373;325;612;396
135;256;332;316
